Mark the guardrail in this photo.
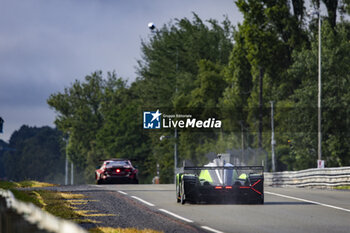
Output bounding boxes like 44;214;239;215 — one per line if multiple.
264;167;350;187
0;188;87;233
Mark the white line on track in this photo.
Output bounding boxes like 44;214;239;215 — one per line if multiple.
266;191;350;213
158;209;194;223
131;196;155;207
201;225;224;233
118;191;127;195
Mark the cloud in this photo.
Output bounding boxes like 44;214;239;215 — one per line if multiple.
0;0;242;142
1;106;56;143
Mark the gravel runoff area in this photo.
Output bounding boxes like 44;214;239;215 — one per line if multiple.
40;185;203;233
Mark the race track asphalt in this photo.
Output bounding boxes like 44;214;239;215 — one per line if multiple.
45;184;350;233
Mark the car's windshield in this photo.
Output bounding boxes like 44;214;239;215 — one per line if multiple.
106;161;130;167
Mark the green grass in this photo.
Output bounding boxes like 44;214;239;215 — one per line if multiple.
37;190;82;220
0;180;41;206
0;180;56;206
0;180;161;232
0;181;82;221
0;180;55;189
89;227;162;233
333;186;350;190
16;180;55;188
0;180;19;189
10;189;43;207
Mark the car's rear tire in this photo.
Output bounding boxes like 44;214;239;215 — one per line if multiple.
176;174;181;203
96;173;103;184
132;178;139;184
258;195;264;204
181;193;186;205
182;175;199;204
96;179;103;185
181;178;186;205
176;185;181;203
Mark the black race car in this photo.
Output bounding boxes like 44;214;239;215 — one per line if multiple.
95;159;138;184
176;156;264;204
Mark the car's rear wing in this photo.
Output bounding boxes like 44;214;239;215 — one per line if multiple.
99;158;138;162
178;165;264;187
178;166;264;178
183;166;264;171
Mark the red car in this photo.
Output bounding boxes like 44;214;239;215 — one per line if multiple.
95;159;139;184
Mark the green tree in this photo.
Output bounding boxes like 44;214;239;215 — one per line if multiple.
280;21;350;169
137;14;234;182
0;139;9;179
221;0;307;153
312;0;339;29
48;71;153;183
138;14;233;110
48;71;113;181
96;80;152;182
2;126;65;183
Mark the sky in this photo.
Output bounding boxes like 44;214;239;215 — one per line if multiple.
0;0;243;142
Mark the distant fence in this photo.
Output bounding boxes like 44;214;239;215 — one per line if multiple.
264;167;350;187
0;188;87;233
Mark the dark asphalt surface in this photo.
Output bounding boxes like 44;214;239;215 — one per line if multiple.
41;185;202;233
41;184;350;233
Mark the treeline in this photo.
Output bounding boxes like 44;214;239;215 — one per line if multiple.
0;126;65;183
48;1;350;183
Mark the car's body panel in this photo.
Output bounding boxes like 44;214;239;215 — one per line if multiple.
176;165;264;204
95;159;138;184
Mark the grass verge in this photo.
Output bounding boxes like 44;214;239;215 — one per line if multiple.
333;186;350;190
89;227;162;233
0;180;56;206
0;180;55;189
0;181;81;220
0;180;163;233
